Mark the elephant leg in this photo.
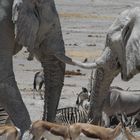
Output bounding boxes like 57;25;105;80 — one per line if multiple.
0;79;31;137
0;47;31;138
41;55;65;122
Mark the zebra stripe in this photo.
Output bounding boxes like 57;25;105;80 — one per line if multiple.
0;106;10;125
55;107;88;125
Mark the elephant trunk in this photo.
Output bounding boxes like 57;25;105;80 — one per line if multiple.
86;48;120;124
41;55;65;122
89;67;119;124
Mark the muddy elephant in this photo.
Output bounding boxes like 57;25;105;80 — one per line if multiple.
72;7;140;124
0;0;76;137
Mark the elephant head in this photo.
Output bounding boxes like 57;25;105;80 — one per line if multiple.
71;7;140;124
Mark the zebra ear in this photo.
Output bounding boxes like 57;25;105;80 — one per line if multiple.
82;87;88;92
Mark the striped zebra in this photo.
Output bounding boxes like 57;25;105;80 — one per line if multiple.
55;107;88;125
0;105;12;125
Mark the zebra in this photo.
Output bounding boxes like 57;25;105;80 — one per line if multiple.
33;71;44;99
55;107;88;125
75;69;93;109
76;87;90;109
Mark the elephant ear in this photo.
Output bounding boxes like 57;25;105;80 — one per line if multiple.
12;0;39;52
107;8;140;81
121;14;140;81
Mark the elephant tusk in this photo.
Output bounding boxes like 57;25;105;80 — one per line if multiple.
72;60;99;69
71;47;115;69
55;53;101;69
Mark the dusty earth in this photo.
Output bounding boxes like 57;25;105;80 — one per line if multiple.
12;0;140;139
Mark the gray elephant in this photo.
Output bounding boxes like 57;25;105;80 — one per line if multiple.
0;0;75;137
72;7;140;124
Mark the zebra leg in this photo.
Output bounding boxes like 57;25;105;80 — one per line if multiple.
38;89;43;100
39;81;44;91
33;74;38;99
38;82;44;100
33;89;36;99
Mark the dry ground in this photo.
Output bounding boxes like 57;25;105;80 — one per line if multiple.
12;0;140;139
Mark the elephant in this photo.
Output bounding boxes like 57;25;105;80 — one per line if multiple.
71;7;140;124
0;0;76;138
